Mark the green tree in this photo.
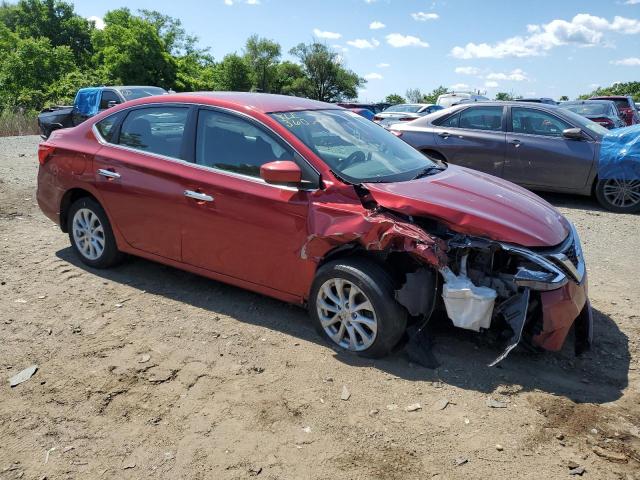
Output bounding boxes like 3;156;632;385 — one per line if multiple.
405;88;423;103
0;0;93;65
272;61;307;96
559;95;569;101
579;81;640;102
422;86;448;104
495;92;514;101
289;42;363;102
385;93;405;104
213;53;251;91
0;36;76;109
244;35;281;92
91;8;177;88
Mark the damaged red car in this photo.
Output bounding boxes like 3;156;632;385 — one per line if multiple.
36;93;592;366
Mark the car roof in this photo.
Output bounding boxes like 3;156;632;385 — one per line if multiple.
130;91;337;113
590;95;628;100
562;99;613;104
448;101;560;108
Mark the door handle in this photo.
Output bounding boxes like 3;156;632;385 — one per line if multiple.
509;139;522;148
438;132;450;138
184;190;214;202
97;168;121;179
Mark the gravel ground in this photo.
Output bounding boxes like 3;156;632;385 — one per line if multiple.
1;135;639;479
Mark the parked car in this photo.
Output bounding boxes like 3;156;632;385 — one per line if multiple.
390;101;640;213
348;107;375;121
560;100;626;129
373;103;443;127
436;92;489;108
589;95;640;126
514;97;558;105
38;86;167;139
37;93;591;365
335;102;391;114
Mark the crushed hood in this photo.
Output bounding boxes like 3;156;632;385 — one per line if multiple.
363;165;570;247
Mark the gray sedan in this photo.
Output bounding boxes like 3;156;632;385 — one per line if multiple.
391;101;640;213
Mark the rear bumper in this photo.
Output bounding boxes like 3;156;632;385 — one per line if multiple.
532;273;590;352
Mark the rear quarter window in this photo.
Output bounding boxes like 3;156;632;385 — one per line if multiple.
95;111;125;142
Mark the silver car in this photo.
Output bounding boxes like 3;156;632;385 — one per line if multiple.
391;101;640;213
374;103;443;128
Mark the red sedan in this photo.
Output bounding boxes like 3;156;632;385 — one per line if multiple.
37;92;592;365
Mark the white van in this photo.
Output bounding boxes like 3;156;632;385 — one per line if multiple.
436;92;489;109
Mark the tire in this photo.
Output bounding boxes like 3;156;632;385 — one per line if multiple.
67;197;124;268
309;258;407;359
595;179;640;213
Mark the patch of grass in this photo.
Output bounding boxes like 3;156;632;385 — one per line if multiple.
0;109;39;137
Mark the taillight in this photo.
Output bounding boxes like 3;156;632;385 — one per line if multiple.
373;115;382;122
390;130;403;137
592;117;614;128
38;144;56;165
398;117;415;122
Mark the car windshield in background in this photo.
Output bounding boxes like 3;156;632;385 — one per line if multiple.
120;87;167;100
563;103;608;116
269;109;436;183
384;104;422;113
559;108;610;136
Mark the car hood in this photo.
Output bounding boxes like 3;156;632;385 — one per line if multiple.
378;112;419;118
363;165;570;247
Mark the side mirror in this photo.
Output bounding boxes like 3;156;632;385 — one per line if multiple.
107;100;117;108
563;127;583;140
260;160;302;185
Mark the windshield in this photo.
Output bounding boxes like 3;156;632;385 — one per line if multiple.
563;103;609;116
560;109;610;136
270;109;436;183
384;104;422;113
120;87;167;100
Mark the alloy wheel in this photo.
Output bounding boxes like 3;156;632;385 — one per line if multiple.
602;179;640;209
72;208;105;260
316;278;378;351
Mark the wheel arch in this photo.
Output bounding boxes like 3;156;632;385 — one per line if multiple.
59;188;100;233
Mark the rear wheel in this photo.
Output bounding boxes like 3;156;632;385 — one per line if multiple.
309;258;407;358
595;179;640;213
67;197;123;268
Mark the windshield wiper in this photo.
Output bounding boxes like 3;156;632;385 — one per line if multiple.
412;166;445;180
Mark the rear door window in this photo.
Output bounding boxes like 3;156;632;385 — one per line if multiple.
511;108;571;137
435;112;460;128
458;106;503;131
118;107;189;159
95;111;125;142
99;90;122;110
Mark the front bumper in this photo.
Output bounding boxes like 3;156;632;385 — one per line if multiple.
534;272;591;352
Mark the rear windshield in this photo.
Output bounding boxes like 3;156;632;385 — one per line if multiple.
384;104;422;113
119;87;167;100
563;103;609;116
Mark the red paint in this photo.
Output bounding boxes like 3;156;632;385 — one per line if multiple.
365;165;569;247
260;161;302;184
36;92;587;355
534;274;588;350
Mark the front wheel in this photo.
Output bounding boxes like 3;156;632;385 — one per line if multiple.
595;179;640;213
309;258;407;358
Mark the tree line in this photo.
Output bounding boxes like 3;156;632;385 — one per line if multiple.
0;0;365;112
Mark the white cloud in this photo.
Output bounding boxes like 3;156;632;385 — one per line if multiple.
87;15;105;30
411;12;439;21
377;62;390;68
246;0;260;4
611;57;640;65
364;72;383;80
486;68;528;81
449;83;470;91
332;44;349;53
455;66;481;75
451;13;640;59
369;21;385;30
224;0;233;4
313;28;342;40
347;38;379;49
386;33;429;48
625;0;640;4
484;80;499;88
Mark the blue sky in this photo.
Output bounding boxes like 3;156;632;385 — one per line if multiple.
71;0;640;101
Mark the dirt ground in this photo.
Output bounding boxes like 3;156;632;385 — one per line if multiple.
1;135;639;480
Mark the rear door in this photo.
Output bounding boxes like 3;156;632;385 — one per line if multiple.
93;105;193;260
180;107;319;296
433;105;506;177
503;106;596;190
